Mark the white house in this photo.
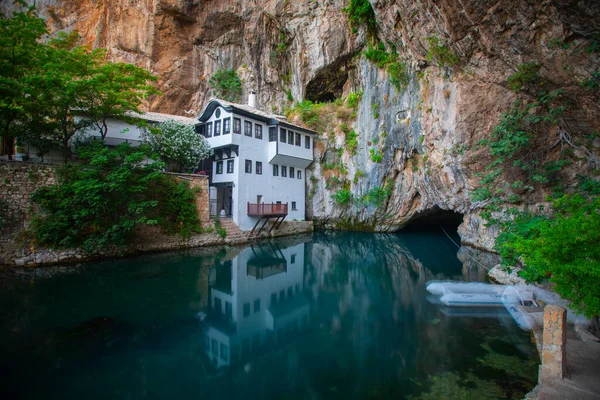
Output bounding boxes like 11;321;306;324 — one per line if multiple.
196;95;317;232
13;111;196;163
203;241;309;368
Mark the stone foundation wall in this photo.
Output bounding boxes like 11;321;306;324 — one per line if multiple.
540;305;567;381
0;162;57;230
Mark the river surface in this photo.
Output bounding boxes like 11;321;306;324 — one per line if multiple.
0;231;538;399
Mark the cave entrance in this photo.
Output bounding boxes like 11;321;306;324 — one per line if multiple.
401;207;464;235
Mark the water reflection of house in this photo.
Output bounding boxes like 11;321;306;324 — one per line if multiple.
204;241;309;368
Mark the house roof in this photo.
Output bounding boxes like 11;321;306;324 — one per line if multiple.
125;111;197;125
197;98;318;135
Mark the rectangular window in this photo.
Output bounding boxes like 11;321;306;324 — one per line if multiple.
289;167;295;179
288;130;294;144
255;124;263;139
223;118;231;134
291;202;297;211
254;299;260;313
243;302;250;317
295;133;301;146
227;159;234;174
297;170;301;179
244;121;252;136
206;122;213;137
233;117;241;134
198;124;205;137
216;161;223;174
273;164;279;176
281;166;287;177
305;135;311;149
269;127;277;142
220;343;228;361
214;120;221;136
256;161;262;175
225;302;232;319
291;254;296;264
280;128;286;143
245;159;252;173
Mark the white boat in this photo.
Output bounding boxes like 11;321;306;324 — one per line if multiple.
440;291;505;307
426;280;506;296
502;286;537;331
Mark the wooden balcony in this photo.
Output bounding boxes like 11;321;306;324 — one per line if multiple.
247;202;288;216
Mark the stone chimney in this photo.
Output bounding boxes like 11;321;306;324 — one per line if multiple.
248;91;256;108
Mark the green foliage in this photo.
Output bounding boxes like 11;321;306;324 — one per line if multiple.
496;195;600;319
0;8;159;160
372;102;379;119
332;189;354;206
370;148;383;162
285;89;294;102
345;129;358;155
364;44;409;90
342;0;376;36
580;70;600;90
359;179;394;207
346;91;363;108
209;69;242;102
506;62;542;92
425;36;460;68
31;142;201;252
213;218;227;238
585;33;600;55
144;120;213;172
293;100;322;130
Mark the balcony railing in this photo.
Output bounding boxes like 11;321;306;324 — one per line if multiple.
247;202;288;216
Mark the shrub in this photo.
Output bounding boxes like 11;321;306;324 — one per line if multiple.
370;148;383;162
346;91;363;108
387;61;409;89
425;35;460;68
506;62;542;92
209;69;242;102
342;0;376;35
333;189;353;206
143;120;213;172
345;129;359;155
31;142;202;252
365;43;391;67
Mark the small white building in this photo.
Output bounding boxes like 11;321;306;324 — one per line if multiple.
196;96;317;232
204;241;309;368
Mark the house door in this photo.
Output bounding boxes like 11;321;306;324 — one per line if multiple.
257;195;263;204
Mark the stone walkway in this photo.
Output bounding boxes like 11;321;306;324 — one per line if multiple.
530;333;600;399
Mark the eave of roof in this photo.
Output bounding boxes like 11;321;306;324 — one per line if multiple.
197;98;318;135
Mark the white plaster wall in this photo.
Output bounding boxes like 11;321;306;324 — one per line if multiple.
77;117;146;146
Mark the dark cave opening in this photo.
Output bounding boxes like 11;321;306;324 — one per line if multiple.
400;207;464;234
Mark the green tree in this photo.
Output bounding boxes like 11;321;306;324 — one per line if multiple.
496;194;600;326
209;69;242;102
0;5;47;159
144;120;213;172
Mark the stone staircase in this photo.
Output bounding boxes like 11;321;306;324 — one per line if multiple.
217;218;250;243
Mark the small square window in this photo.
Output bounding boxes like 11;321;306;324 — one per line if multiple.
214;120;221;136
305;135;311;149
281;166;287;177
255;124;263;139
295;133;301;146
244;121;252;136
243;302;250;317
223;118;231;134
289;167;295;179
269;127;277;141
216;161;223;174
288;130;294;144
291;201;297;211
245;159;252;173
291;254;296;264
233;117;241;134
206;122;213;137
254;299;260;313
227;159;234;174
256;161;262;175
273;164;279;176
280;128;286;143
297;170;301;179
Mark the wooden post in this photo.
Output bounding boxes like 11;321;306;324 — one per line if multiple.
540;305;567;380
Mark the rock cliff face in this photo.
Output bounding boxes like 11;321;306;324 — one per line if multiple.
3;0;599;251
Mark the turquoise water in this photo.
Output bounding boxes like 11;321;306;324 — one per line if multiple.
0;231;538;399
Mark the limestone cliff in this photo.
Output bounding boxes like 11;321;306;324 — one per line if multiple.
2;0;599;251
